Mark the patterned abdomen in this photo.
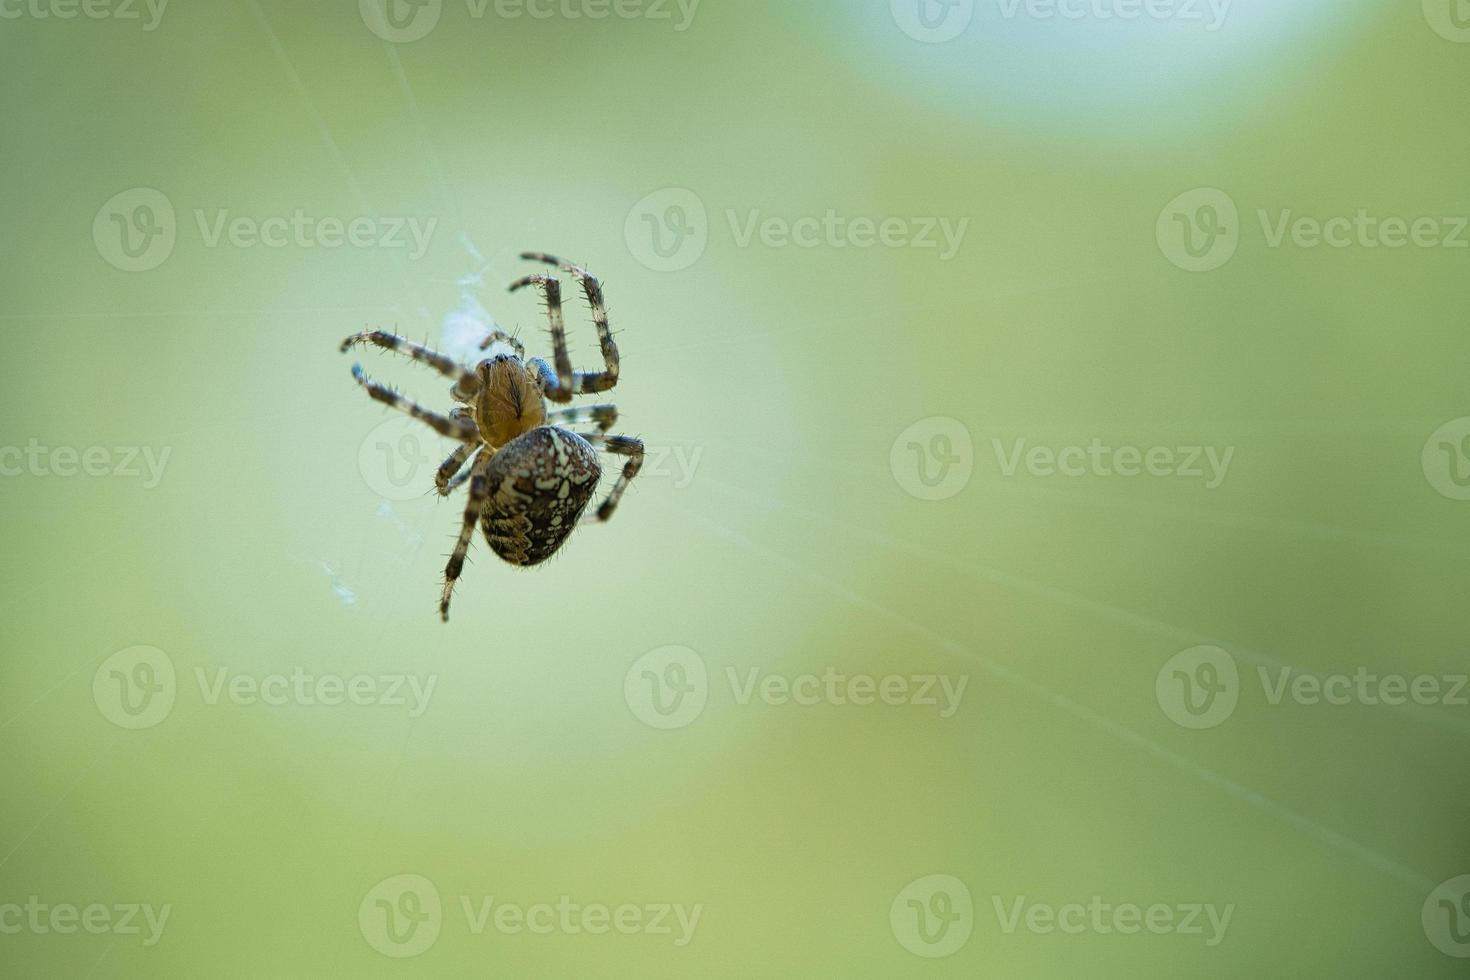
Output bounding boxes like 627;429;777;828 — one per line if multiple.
481;427;601;566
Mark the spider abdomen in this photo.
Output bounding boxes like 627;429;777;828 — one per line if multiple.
481;426;601;566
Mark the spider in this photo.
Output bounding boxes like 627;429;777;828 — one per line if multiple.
341;252;644;622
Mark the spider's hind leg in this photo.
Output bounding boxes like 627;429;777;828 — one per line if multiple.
435;418;482;496
440;450;493;622
581;433;644;523
547;403;618;432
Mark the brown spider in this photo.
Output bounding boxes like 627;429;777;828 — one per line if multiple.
341;252;644;621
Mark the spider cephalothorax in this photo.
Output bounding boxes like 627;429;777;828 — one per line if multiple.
341;252;643;621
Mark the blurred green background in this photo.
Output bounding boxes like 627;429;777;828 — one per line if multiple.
3;0;1469;975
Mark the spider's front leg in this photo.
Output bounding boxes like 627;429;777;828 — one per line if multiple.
440;450;494;622
582;433;644;523
342;330;479;396
520;252;620;395
351;364;479;443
